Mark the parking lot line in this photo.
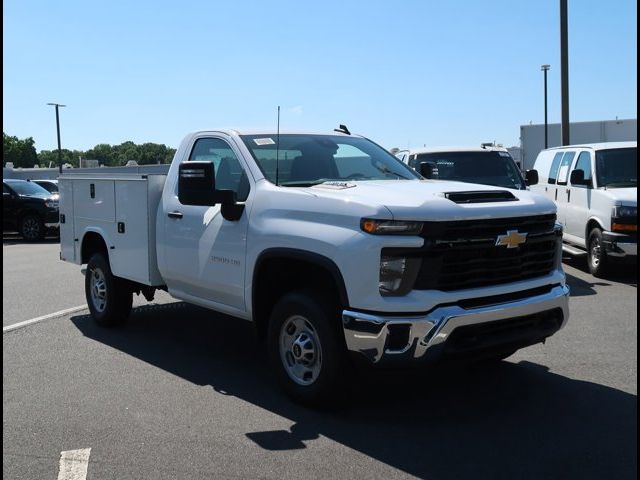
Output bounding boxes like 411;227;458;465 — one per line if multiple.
3;305;87;334
57;448;91;480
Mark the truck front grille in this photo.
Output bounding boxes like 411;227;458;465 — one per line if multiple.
412;214;558;291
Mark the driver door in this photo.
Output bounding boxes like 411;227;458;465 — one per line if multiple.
163;135;251;311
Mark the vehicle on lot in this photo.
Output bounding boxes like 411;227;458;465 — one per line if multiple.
395;146;537;190
530;142;637;276
59;129;570;405
3;179;60;241
32;179;59;195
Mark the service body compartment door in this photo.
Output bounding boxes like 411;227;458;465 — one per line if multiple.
73;180;116;222
58;178;77;263
112;180;151;284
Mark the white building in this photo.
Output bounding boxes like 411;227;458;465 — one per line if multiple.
519;118;637;171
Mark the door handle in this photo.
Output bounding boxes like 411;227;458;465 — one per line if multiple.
167;211;183;219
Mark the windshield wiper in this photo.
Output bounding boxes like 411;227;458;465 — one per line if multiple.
280;179;333;187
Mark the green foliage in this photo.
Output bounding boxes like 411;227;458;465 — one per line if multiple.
79;141;176;167
3;133;38;168
3;133;176;169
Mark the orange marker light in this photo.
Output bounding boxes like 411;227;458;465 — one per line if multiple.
362;220;378;233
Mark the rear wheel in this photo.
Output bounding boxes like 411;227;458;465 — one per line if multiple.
85;253;132;327
587;228;608;277
268;289;349;406
20;214;44;241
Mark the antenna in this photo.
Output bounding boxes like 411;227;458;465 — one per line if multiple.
275;106;280;186
333;124;351;135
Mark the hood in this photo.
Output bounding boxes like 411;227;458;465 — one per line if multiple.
20;192;52;201
600;187;637;206
307;179;556;221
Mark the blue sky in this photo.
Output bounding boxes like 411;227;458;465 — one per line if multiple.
3;0;637;152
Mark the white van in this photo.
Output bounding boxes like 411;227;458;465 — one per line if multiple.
396;146;535;190
530;142;637;276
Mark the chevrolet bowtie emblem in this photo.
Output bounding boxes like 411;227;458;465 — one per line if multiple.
496;230;528;248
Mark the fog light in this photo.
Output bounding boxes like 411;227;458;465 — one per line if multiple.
380;256;406;293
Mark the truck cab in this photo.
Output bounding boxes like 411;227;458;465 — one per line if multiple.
396;146;534;190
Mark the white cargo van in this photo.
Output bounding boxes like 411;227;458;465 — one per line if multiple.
530;142;637;276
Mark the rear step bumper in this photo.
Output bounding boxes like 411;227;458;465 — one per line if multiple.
342;284;570;364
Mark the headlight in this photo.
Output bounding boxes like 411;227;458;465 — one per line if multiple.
45;199;58;208
379;255;421;296
612;205;637;218
361;218;423;235
612;206;637;233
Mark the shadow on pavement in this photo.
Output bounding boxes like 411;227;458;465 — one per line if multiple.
563;255;637;288
71;303;637;480
2;234;60;246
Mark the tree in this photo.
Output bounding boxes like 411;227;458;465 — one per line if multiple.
3;133;38;168
38;149;82;168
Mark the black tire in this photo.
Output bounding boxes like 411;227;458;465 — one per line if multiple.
267;289;350;407
587;227;608;277
19;214;45;241
85;253;133;327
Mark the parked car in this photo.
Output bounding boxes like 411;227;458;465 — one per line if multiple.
3;179;60;241
32;179;59;195
529;142;637;276
59;128;569;406
396;146;536;190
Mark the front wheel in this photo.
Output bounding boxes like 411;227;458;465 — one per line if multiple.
587;228;608;277
268;289;350;406
85;253;133;327
20;215;44;241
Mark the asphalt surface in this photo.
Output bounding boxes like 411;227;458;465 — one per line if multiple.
3;239;637;479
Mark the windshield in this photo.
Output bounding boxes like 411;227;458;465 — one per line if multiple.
410;151;526;189
595;147;637;188
240;134;419;186
5;181;51;196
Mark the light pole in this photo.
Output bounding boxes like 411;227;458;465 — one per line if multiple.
47;102;66;174
560;0;570;145
541;64;550;148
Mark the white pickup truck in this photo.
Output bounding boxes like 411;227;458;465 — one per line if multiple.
60;128;570;405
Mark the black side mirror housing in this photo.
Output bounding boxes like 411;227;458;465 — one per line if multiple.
570;169;586;186
525;169;539;186
178;161;244;221
419;161;438;179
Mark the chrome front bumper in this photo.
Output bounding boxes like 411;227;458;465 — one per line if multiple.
342;284;570;364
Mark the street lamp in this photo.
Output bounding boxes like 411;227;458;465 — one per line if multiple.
47;102;66;174
541;65;550;149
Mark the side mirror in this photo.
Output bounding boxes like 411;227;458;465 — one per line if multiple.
570;169;586;186
178;161;244;220
525;169;539;186
419;161;438;179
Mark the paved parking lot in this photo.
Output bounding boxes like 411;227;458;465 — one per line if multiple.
3;239;637;479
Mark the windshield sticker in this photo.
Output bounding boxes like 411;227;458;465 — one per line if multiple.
253;138;276;146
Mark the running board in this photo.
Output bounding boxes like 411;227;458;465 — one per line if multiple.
562;244;588;256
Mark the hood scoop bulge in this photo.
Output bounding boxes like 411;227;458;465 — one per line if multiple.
444;190;518;204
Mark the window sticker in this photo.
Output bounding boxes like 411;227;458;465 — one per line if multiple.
253;138;276;146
